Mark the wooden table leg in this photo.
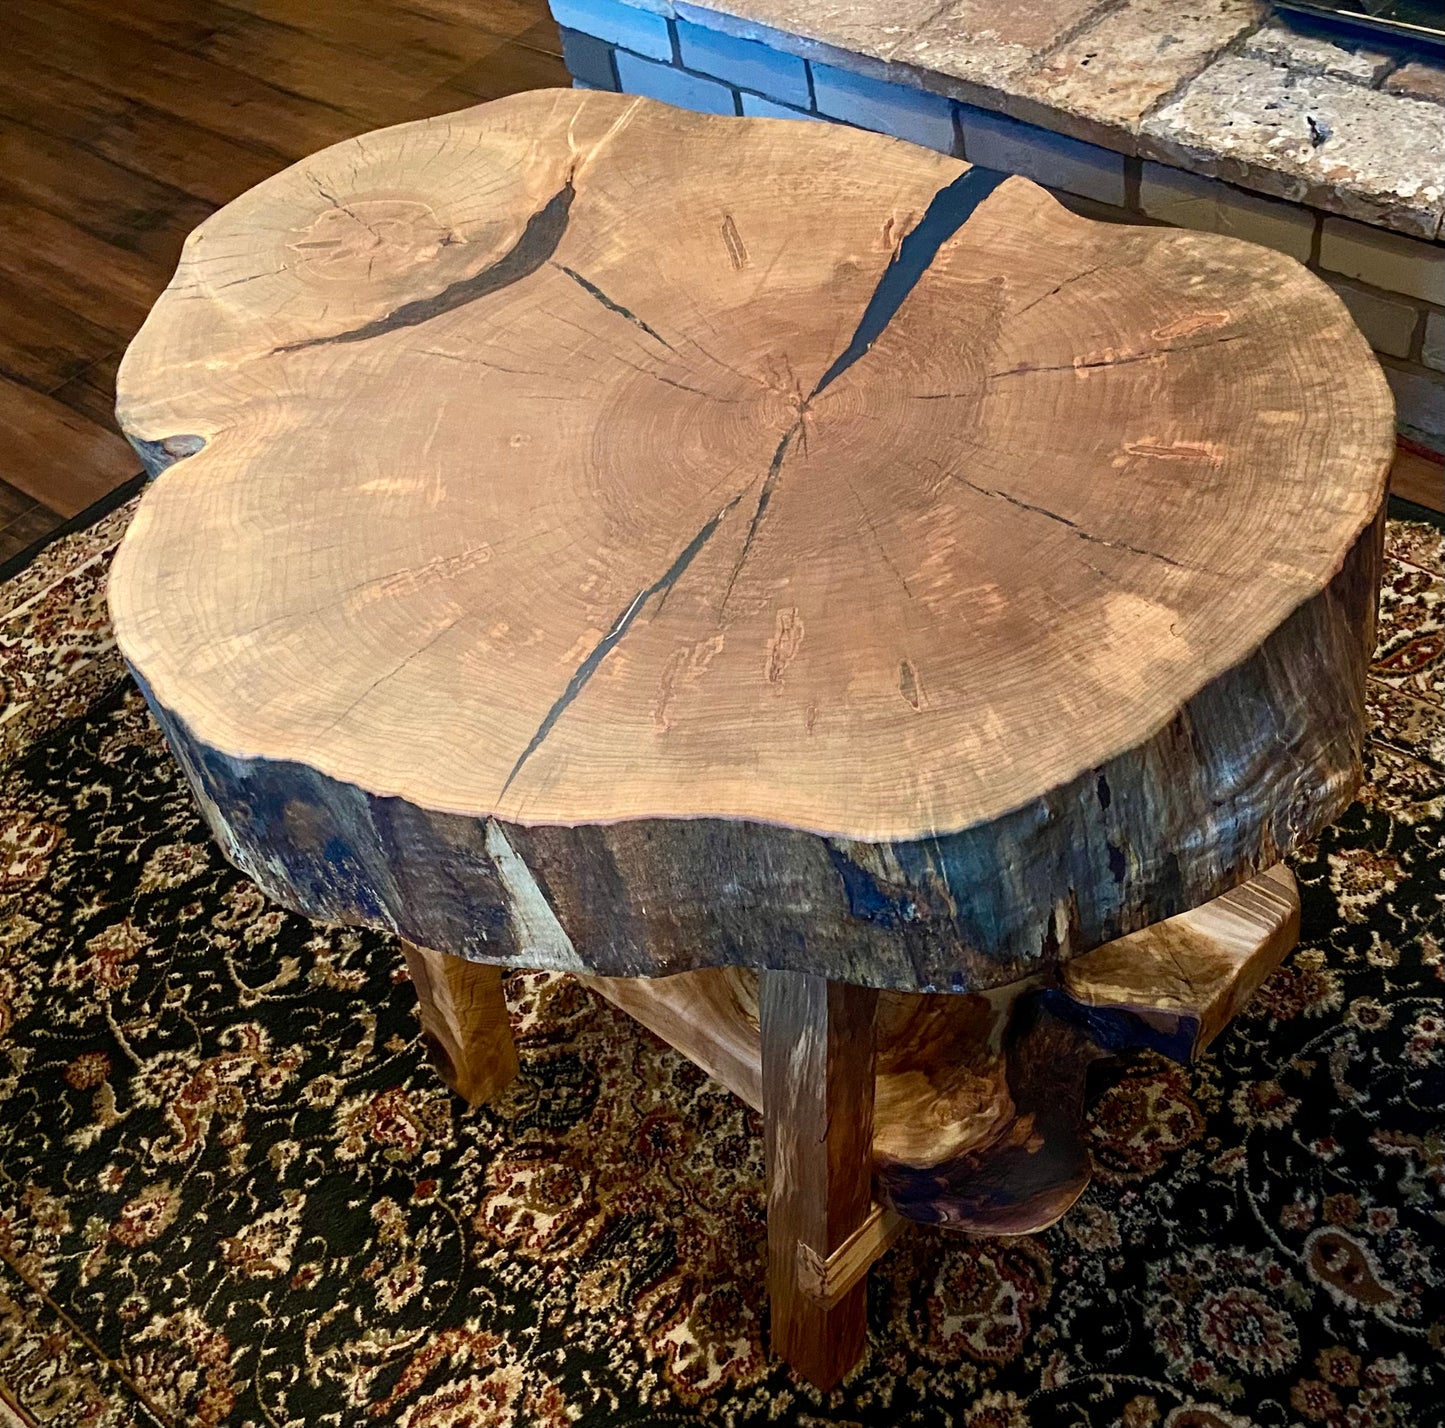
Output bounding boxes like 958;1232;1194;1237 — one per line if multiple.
761;969;879;1390
402;941;519;1106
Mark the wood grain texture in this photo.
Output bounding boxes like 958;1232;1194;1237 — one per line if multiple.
795;1204;906;1310
111;89;1392;992
0;487;61;567
0;375;139;517
569;866;1298;1233
1052;861;1300;1058
534;864;1299;1384
402;939;519;1105
0;268;120;393
1390;444;1443;513
579;966;763;1108
761;971;878;1391
867;983;1099;1233
0;0;567;525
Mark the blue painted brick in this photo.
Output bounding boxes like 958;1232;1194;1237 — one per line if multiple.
548;0;672;62
957;105;1126;206
560;28;619;90
675;21;810;109
614;50;738;114
739;92;821;121
810;64;955;153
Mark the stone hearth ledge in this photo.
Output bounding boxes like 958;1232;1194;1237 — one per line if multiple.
647;0;1445;240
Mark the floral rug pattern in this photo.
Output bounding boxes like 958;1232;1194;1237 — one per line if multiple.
0;506;1440;1428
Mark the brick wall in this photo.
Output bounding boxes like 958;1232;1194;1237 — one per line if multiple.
553;0;1445;458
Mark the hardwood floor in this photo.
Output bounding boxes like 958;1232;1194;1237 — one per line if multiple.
0;0;569;564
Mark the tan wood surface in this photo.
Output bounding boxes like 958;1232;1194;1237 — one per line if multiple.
761;970;878;1392
111;88;1390;992
402;939;519;1105
579;966;763;1108
1061;862;1301;1058
112;88;1391;839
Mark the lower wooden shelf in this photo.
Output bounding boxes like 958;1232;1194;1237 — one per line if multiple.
579;865;1299;1237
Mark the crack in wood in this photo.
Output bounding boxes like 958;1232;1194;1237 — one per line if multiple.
416;349;551;377
987;333;1246;380
947;470;1202;571
499;488;752;798
1005;262;1106;321
719;421;801;614
716;164;1011;615
554;263;676;351
604;347;732;401
812;165;1009;398
303;607;473;752
721;213;749;270
275;172;577;353
845;474;915;602
306;172;384;248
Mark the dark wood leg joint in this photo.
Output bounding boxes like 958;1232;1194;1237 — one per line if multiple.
403;941;519;1107
761;969;879;1390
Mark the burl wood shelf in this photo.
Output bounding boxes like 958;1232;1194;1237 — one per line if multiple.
108;91;1393;1390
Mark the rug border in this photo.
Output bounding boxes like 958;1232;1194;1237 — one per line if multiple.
0;472;146;587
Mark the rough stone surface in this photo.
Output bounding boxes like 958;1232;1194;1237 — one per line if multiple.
891;0;1105;99
1319;217;1445;307
1326;279;1421;360
674;0;944;66
1242;19;1392;85
1384;365;1445;444
570;0;1444;239
1142;55;1445;239
1424;312;1445;375
1010;0;1264;149
957;103;1126;205
1384;61;1445;105
1138;160;1316;260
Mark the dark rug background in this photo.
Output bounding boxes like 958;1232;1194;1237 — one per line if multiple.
0;506;1440;1428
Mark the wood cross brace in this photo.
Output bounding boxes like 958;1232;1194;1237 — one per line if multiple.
795;1203;908;1309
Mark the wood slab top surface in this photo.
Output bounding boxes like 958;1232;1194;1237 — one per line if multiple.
112;89;1390;838
107;90;1393;987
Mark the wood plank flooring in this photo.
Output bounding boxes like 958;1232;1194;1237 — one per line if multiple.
0;0;569;563
0;0;1437;567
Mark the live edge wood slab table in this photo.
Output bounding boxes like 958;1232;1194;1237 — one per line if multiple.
108;90;1394;1390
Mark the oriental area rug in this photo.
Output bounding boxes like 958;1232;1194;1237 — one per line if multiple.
0;500;1440;1428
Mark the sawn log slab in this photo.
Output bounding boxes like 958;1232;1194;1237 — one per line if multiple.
110;91;1390;993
